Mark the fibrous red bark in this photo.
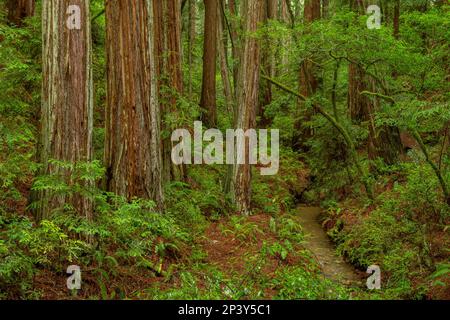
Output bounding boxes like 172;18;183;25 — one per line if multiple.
200;0;218;127
294;0;321;150
232;0;264;215
259;0;278;125
39;0;93;219
105;0;164;210
6;0;35;26
153;0;186;183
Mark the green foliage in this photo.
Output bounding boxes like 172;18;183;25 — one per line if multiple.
221;216;263;244
0;13;41;118
1;158;192;299
164;167;229;232
0;215;89;299
269;214;305;244
327;163;449;298
430;262;450;287
263;241;293;261
272;266;350;300
252;149;305;213
0;121;37;214
141;269;229;300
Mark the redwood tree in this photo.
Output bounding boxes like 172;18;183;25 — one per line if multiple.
217;2;234;118
393;0;400;39
200;0;218;127
259;0;278;125
38;0;93;219
187;0;197;99
299;0;321;97
154;0;186;183
232;0;264;215
105;0;164;210
228;0;240;92
347;0;403;165
6;0;35;26
294;0;320;150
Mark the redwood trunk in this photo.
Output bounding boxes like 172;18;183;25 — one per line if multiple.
348;64;403;165
6;0;35;26
393;0;400;39
188;0;197;99
105;0;164;210
348;63;368;122
232;0;263;215
154;0;186;183
322;0;329;18
299;0;320;98
259;0;278;125
39;0;93;220
200;0;218;127
279;0;291;73
294;0;320;150
217;2;234;119
348;1;403;165
228;0;240;93
165;0;184;97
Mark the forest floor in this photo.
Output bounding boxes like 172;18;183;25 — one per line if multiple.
8;152;447;300
35;208;363;300
11;154;447;300
132;208;363;300
201;208;364;288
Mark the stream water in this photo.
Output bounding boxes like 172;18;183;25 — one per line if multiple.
296;206;362;287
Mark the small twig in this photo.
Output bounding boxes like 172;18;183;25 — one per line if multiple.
360;91;396;104
438;123;449;171
92;9;105;24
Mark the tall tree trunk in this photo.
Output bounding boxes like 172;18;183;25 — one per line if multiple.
38;0;93;220
232;0;263;215
223;0;240;196
322;0;329;18
217;2;234;120
349;65;403;165
200;0;218;127
393;0;400;39
188;0;197;100
348;63;369;122
348;1;403;165
348;0;376;124
105;0;164;210
278;0;291;74
259;0;278;125
350;0;366;13
299;0;320;97
366;79;403;165
165;0;184;99
294;0;320;150
154;0;186;183
6;0;35;26
228;0;240;94
281;0;294;27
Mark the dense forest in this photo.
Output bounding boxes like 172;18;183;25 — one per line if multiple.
0;0;449;300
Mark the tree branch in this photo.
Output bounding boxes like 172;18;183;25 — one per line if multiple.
360;91;396;104
262;75;375;200
92;9;105;23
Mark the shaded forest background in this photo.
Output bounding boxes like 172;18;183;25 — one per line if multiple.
0;0;449;300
